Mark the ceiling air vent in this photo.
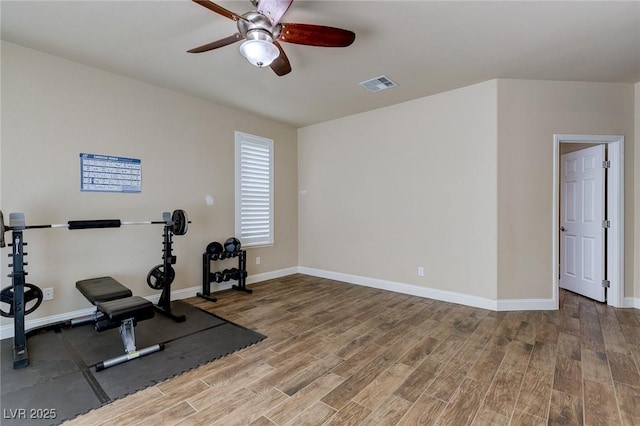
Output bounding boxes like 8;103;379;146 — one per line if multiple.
359;75;398;93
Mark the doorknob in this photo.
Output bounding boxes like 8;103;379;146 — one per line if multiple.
561;226;567;232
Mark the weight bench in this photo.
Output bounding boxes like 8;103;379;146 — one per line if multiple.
71;276;133;326
74;277;164;371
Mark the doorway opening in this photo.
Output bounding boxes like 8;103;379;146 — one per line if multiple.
552;134;624;308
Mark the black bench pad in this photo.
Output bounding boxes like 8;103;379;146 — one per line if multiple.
97;296;155;322
76;276;132;304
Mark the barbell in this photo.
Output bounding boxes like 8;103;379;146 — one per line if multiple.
0;209;190;248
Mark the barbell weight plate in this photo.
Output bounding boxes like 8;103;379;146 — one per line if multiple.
0;283;44;318
24;284;44;314
146;264;175;290
171;210;188;236
0;210;5;248
0;286;13;317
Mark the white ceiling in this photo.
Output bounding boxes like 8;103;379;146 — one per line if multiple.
2;1;639;128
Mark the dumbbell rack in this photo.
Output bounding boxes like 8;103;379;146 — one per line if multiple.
198;249;251;302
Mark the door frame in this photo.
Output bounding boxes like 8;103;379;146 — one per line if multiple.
552;134;624;308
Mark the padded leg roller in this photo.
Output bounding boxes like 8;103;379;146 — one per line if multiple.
94;296;164;371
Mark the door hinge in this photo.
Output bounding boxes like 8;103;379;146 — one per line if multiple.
602;279;610;288
603;160;611;168
602;220;611;228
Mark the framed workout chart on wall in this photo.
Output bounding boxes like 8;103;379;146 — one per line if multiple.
79;153;141;193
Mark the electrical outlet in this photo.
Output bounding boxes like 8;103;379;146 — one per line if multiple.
43;287;54;301
256;256;261;265
417;267;425;277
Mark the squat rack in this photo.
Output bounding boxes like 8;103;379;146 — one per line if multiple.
0;209;189;369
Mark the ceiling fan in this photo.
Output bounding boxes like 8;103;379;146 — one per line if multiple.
188;0;355;76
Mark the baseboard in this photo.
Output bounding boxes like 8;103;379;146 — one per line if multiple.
298;267;499;311
496;298;557;311
171;269;632;312
0;266;298;340
0;306;97;340
247;267;299;285
2;266;630;339
623;297;640;309
298;267;561;312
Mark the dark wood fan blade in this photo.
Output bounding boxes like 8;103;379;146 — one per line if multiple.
257;0;293;26
279;23;355;47
187;33;243;53
270;41;292;76
192;0;243;21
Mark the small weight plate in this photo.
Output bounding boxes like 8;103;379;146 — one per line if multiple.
171;210;188;235
0;210;5;248
0;283;44;318
146;264;175;290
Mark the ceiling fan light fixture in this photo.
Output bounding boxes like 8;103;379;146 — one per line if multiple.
239;29;279;68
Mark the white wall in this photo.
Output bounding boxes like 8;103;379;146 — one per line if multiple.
497;80;636;301
1;42;298;324
298;78;638;307
2;40;637;325
298;81;498;301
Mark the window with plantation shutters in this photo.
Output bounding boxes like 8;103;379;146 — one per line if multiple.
235;132;274;247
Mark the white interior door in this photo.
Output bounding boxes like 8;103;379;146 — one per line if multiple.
560;144;606;302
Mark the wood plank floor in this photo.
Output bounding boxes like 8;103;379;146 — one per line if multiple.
65;274;640;425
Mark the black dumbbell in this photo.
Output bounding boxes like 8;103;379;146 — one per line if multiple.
209;271;224;283
222;269;231;282
229;268;240;280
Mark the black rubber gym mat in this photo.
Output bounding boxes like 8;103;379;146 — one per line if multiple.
0;301;266;425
